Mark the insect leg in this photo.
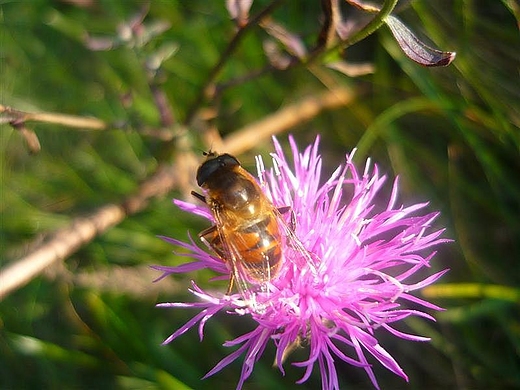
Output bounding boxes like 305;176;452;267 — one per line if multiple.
199;224;235;295
191;191;206;203
277;206;290;214
277;206;296;230
225;274;235;295
199;225;225;258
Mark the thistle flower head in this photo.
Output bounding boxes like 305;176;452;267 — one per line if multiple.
154;136;449;390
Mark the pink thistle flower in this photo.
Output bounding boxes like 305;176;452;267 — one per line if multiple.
154;136;450;390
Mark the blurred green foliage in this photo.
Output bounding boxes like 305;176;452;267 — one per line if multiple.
1;1;519;389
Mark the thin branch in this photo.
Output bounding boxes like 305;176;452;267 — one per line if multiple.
316;0;341;50
223;87;357;155
183;0;284;125
306;0;399;63
150;83;175;127
0;204;126;301
0;164;177;301
211;0;396;101
145;49;177;128
0;104;185;142
0;86;358;300
0;104;107;130
215;63;276;98
342;0;398;46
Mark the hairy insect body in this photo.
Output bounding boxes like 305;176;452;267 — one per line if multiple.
196;153;283;286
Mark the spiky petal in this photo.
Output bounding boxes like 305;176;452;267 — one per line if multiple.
154;135;450;390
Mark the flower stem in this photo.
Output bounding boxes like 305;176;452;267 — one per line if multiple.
304;0;398;66
345;0;399;48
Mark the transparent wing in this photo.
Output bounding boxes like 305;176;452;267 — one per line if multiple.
274;207;319;278
227;206;319;290
200;205;319;308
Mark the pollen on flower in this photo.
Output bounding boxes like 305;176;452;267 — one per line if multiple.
154;135;450;390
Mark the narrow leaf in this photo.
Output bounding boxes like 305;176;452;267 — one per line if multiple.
386;15;456;67
260;18;307;59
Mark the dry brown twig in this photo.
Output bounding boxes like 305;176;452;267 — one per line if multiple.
0;86;356;301
0;104;107;130
224;87;356;155
1;104;108;154
0;0;365;300
184;0;284;125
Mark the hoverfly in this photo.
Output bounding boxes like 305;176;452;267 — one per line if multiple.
192;151;317;305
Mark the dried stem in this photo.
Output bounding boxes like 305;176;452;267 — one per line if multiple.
0;86;357;300
183;0;283;125
213;0;396;100
347;0;398;45
0;163;177;301
150;83;175;127
223;87;356;155
306;0;399;63
0;104;107;130
316;0;341;50
0;104;184;143
0;204;126;301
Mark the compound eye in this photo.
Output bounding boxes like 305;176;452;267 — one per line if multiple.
196;153;240;186
218;154;240;168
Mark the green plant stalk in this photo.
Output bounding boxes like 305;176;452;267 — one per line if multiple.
345;0;399;47
308;0;399;65
423;283;520;303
